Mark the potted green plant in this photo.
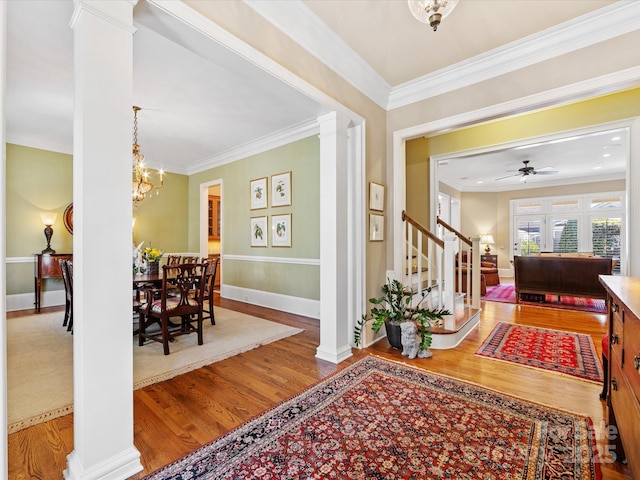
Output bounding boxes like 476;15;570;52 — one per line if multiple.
354;278;450;353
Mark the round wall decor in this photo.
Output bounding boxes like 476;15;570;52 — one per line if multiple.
63;203;73;234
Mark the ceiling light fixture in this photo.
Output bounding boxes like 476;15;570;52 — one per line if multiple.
132;106;163;205
408;0;459;31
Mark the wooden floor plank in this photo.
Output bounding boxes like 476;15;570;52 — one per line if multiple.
7;297;632;479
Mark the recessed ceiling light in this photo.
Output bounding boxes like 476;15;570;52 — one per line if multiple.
603;153;611;158
593;166;602;170
476;180;484;184
612;136;621;141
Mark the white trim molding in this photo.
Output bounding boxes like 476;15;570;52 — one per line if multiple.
223;254;319;266
243;1;640;111
222;284;320;319
388;2;640;110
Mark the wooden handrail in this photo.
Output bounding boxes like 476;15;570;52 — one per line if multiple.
402;211;444;248
437;217;472;247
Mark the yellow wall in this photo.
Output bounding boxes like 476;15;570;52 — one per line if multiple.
428;88;640;156
406;88;640;270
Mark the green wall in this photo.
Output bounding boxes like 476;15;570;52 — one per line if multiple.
189;135;320;300
6;144;72;295
132;170;189;253
5;144;189;298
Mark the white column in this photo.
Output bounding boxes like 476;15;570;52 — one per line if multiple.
65;1;142;479
316;112;353;364
0;2;8;478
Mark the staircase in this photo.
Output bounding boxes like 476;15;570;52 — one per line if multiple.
400;212;482;349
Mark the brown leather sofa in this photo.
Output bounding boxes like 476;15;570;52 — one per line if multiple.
455;252;500;295
513;255;613;301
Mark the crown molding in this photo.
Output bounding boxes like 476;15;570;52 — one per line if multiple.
388;1;640;110
186;118;320;175
243;0;391;109
398;65;640;141
245;0;640;112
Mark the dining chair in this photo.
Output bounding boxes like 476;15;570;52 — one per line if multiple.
137;262;208;355
166;255;181;265
59;259;73;331
202;257;219;325
181;255;199;264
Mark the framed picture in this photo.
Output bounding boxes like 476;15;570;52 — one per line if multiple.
272;213;291;247
250;216;268;247
271;171;291;207
369;213;384;242
250;177;268;210
369;182;385;211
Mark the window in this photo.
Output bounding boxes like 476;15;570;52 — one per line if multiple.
511;192;625;273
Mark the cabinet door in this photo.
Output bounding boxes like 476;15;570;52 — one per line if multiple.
208;195;220;240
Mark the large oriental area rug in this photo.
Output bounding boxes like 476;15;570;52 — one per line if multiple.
482;282;606;314
144;356;601;480
476;322;604;384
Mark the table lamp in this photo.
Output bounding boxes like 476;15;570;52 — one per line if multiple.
480;234;495;254
41;212;58;254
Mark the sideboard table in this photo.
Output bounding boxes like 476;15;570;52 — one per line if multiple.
599;275;640;477
34;253;72;312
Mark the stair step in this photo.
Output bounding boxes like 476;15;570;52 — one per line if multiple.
429;307;481;349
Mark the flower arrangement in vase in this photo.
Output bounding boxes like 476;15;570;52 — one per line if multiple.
141;245;163;275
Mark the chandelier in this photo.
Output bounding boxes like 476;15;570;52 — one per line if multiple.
408;0;459;31
132;106;163;204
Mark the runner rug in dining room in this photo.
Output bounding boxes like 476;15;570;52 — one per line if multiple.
475;322;604;383
143;355;601;480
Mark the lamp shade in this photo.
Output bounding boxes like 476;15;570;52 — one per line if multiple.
480;234;495;246
40;212;58;226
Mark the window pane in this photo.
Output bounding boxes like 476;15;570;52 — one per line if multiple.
515;202;543;214
551;199;580;213
592;217;621;274
591;197;622;209
552;218;578;253
516;219;541;255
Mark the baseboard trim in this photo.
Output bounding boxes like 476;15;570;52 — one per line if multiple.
221;284;320;319
7;291;65;312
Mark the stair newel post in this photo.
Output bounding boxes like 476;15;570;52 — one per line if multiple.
470;236;481;309
443;234;458;318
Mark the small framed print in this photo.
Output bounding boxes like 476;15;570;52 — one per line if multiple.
369;213;384;242
369;182;384;212
272;213;291;247
250;177;268;210
250;216;268;247
271;171;291;207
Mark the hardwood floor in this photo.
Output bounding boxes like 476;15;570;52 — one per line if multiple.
7;297;632;479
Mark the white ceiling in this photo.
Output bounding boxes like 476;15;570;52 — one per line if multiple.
4;0;635;189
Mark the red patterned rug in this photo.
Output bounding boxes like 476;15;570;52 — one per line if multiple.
143;356;601;479
483;282;606;314
476;322;604;384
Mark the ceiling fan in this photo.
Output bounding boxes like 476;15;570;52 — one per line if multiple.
495;160;559;182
